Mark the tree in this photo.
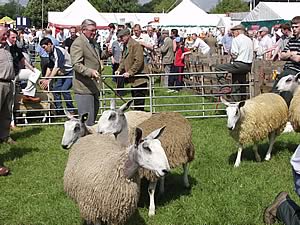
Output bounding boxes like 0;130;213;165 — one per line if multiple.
24;0;74;28
210;0;249;13
0;0;24;19
140;0;178;13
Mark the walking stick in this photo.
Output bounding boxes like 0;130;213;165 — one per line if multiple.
100;77;127;103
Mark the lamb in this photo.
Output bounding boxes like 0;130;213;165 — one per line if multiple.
221;93;288;167
61;100;151;149
98;100;195;216
64;126;170;225
276;73;300;132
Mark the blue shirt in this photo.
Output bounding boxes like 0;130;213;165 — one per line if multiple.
222;34;233;54
35;44;48;57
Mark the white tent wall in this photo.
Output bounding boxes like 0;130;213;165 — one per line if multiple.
48;0;108;28
242;2;300;22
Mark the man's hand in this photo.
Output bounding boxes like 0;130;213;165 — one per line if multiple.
290;53;300;62
39;79;50;90
91;70;100;80
123;72;130;78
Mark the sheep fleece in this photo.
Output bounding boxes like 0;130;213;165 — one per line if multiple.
230;93;288;145
64;134;140;225
289;88;300;132
136;112;195;181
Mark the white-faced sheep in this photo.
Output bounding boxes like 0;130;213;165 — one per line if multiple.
64;126;170;225
98;100;195;216
60;100;152;149
221;93;288;167
276;73;300;132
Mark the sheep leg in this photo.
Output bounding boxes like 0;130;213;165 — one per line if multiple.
159;176;165;194
148;181;157;217
22;113;28;124
42;113;47;123
253;143;261;162
265;131;276;161
234;144;243;167
183;163;190;188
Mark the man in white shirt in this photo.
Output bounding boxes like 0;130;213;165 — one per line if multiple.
191;33;210;55
215;24;253;101
256;26;274;60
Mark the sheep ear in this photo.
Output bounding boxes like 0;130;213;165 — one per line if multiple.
119;100;133;112
238;101;245;109
110;99;116;110
64;109;74;120
80;113;89;123
296;73;300;81
145;126;166;140
134;127;143;147
220;96;230;106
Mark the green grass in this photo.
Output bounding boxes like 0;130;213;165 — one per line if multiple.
1;119;299;225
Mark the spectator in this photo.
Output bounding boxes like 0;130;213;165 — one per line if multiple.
272;16;300;106
216;29;225;55
256;26;274;60
204;32;217;56
160;29;175;87
45;29;59;46
111;33;124;95
168;37;191;93
6;29;41;103
63;26;78;54
115;28;149;111
264;145;300;225
39;37;75;114
70;19;110;126
272;24;292;61
105;23;117;48
215;24;253;101
222;30;233;55
191;33;210;55
0;26;15;148
56;28;66;46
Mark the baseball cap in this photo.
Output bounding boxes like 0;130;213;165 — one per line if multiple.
258;26;269;32
230;24;245;31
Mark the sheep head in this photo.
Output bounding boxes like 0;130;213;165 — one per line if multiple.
221;97;245;130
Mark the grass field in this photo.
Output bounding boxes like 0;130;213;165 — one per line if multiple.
0;117;300;225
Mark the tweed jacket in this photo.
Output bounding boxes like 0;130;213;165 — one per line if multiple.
160;36;174;65
71;34;107;95
118;38;149;87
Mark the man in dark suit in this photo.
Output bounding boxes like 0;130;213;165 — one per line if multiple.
71;19;110;126
116;28;149;111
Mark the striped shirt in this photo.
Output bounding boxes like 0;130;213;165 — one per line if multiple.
283;36;300;72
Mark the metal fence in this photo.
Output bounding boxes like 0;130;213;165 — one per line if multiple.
14;71;252;126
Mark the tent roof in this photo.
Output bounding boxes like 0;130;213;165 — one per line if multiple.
242;2;300;22
0;16;14;24
48;0;108;28
160;0;220;27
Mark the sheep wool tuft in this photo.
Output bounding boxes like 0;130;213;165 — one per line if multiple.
289;88;300;132
64;134;140;225
230;93;288;145
125;111;152;134
135;112;194;181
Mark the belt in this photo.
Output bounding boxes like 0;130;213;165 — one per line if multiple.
0;78;13;83
234;61;252;65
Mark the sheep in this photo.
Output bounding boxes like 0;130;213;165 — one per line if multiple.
61;100;151;149
276;73;300;132
221;93;288;167
64;126;170;225
98;100;195;216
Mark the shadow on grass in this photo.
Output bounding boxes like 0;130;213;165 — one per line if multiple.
0;147;39;164
138;173;197;209
228;141;299;165
125;210;147;225
11;127;43;140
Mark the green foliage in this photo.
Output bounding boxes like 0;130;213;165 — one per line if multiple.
210;0;249;13
0;0;24;19
0;113;300;224
24;0;74;28
140;0;178;13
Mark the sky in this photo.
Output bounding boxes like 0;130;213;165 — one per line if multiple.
0;0;220;11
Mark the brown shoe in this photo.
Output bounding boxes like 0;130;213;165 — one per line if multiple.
22;95;41;103
264;192;289;224
0;166;9;176
0;137;16;144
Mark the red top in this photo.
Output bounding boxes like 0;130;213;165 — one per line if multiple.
174;47;189;67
